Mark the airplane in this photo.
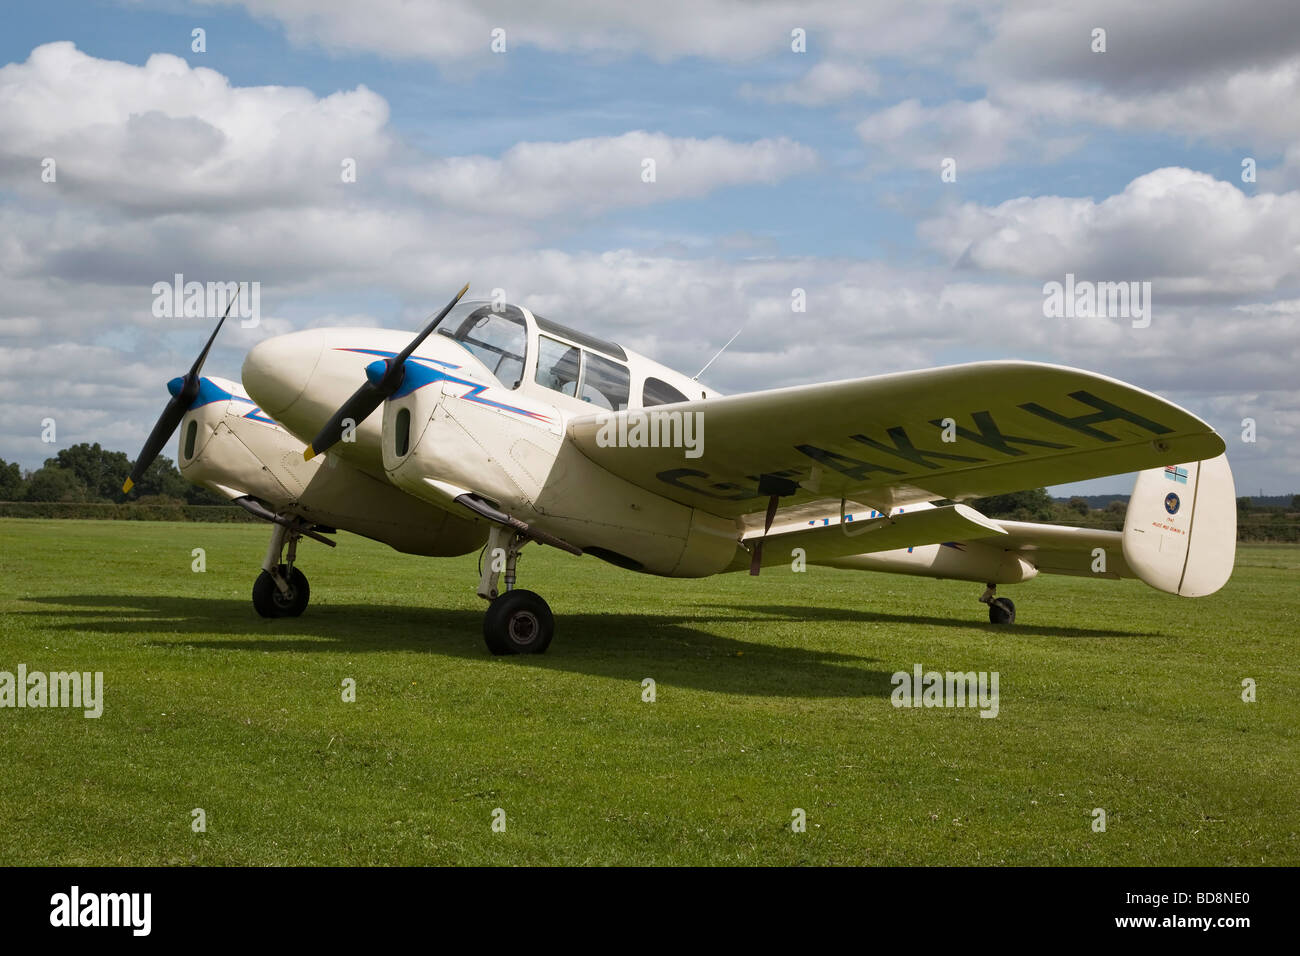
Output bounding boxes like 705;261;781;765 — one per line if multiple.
122;285;1236;654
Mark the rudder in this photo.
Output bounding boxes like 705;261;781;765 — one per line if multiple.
1121;453;1236;597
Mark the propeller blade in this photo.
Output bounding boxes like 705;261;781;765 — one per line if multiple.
188;297;234;379
123;394;189;493
748;493;781;576
395;282;470;367
302;379;388;461
303;282;470;460
123;299;237;493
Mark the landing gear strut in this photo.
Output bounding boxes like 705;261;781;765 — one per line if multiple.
253;521;311;618
478;525;554;655
978;583;1016;625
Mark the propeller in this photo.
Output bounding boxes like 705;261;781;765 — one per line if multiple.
748;474;799;576
303;282;469;460
123;299;236;494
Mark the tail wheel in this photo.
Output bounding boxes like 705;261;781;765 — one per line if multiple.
988;596;1016;625
253;565;310;618
483;589;554;655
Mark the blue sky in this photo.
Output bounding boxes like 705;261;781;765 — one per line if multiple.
1;0;1297;496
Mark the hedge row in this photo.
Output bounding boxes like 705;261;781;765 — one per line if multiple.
0;501;258;522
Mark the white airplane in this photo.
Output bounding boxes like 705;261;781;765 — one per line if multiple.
123;286;1236;654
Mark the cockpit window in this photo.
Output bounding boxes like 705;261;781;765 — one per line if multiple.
534;334;630;410
642;376;689;407
432;303;527;388
580;352;630;411
535;335;581;397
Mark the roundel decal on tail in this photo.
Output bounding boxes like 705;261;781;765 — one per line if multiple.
1165;492;1180;515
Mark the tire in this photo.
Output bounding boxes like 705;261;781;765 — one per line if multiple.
483;589;554;655
253;565;310;618
988;596;1016;625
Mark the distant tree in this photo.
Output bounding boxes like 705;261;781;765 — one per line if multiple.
183;483;232;506
46;442;131;502
23;466;87;502
1105;499;1127;515
973;488;1055;521
1237;496;1254;514
131;454;190;499
1292;494;1300;511
0;458;24;500
1068;496;1090;515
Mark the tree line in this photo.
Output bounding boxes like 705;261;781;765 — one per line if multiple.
0;442;229;506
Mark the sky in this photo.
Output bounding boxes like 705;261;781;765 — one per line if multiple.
1;0;1297;496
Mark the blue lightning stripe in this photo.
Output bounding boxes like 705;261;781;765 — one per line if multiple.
336;347;460;371
363;358;553;423
169;377;279;425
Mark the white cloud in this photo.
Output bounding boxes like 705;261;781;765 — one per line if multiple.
0;42;392;212
399;131;818;218
740;60;879;106
854;98;1068;172
919;167;1300;294
203;0;979;63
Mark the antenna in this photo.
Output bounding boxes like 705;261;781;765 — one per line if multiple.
693;325;744;381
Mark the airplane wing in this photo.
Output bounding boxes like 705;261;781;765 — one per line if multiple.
567;361;1226;519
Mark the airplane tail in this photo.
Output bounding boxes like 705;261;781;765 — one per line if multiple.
1121;453;1236;597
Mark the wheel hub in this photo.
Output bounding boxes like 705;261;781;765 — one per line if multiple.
508;610;538;644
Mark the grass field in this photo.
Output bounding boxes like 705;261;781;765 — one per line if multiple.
0;518;1295;866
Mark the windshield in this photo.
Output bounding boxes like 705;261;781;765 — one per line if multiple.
431;301;527;388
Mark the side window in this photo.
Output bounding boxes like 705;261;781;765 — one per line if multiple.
580;352;630;411
642;376;689;407
535;335;581;397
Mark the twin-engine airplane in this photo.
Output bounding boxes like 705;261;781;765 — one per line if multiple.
123;285;1236;654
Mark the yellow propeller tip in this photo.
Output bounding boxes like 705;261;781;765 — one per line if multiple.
458;282;470;296
122;478;134;493
303;445;316;461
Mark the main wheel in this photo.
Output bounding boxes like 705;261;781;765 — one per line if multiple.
988;596;1016;625
483;589;554;655
253;565;310;618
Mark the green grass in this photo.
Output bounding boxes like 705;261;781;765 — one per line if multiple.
0;518;1295;866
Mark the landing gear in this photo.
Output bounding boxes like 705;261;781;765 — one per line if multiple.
478;525;554;654
253;564;310;617
253;520;316;618
978;583;1016;625
484;589;554;655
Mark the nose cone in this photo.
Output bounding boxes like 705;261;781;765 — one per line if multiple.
241;331;324;419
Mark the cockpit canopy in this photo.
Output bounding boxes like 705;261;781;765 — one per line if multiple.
431;300;638;411
432;302;529;389
429;299;701;411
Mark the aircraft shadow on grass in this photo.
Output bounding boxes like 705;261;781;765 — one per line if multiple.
717;605;1161;640
15;594;1157;699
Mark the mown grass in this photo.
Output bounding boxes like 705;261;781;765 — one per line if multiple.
0;518;1295;865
